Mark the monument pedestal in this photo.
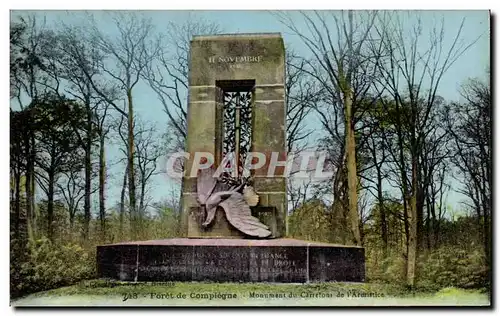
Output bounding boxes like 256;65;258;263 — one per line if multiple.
97;238;365;283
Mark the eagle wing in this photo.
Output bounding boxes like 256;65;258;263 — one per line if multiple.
219;192;272;238
196;168;217;205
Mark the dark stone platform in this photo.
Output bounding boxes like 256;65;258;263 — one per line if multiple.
96;238;365;283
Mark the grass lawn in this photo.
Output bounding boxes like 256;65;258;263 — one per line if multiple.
11;280;490;307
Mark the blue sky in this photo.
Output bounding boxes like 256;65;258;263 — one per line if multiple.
10;10;490;215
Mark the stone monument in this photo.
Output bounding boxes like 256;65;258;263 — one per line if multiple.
181;33;287;239
97;33;365;283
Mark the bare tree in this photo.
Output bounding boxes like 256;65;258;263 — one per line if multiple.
285;48;317;155
288;177;314;212
277;10;384;246
49;29;113;241
60;12;161;239
361;104;389;254
10;15;54;238
144;17;222;153
446;75;491;267
94;102;112;239
114;109;132;238
111;110;165;239
57;169;84;233
33;95;86;241
373;11;480;286
118;163;128;241
134;118;166;219
10;110;27;243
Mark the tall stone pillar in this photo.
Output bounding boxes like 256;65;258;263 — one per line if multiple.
182;33;286;238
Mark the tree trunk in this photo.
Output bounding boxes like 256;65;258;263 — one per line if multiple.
393;100;411;286
14;170;21;241
139;181;146;220
30;163;36;236
83;108;92;241
25;167;32;236
127;90;138;239
376;166;388;256
425;194;432;250
344;88;361;246
69;211;75;230
482;193;490;269
25;133;34;237
332;162;347;244
47;171;55;241
406;155;418;288
10;174;15;201
416;185;424;250
99;133;106;240
83;150;91;240
119;164;128;240
178;177;185;236
429;193;438;247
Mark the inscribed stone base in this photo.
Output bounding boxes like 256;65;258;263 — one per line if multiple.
97;238;365;283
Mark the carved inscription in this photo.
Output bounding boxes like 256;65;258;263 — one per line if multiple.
208;55;263;69
142;248;307;277
208;56;263;64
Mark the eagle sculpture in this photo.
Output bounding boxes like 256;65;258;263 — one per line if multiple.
196;167;271;238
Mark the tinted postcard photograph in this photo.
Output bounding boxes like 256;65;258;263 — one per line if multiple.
9;8;491;307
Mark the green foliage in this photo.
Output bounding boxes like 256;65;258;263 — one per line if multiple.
288;199;334;243
416;246;488;291
11;237;95;298
363;202;488;290
32;94;89;173
365;243;488;291
365;252;407;285
144;206;182;239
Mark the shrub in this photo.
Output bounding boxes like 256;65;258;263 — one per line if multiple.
11;237;95;298
365;251;406;285
288;199;335;243
416;245;488;291
365;244;488;291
